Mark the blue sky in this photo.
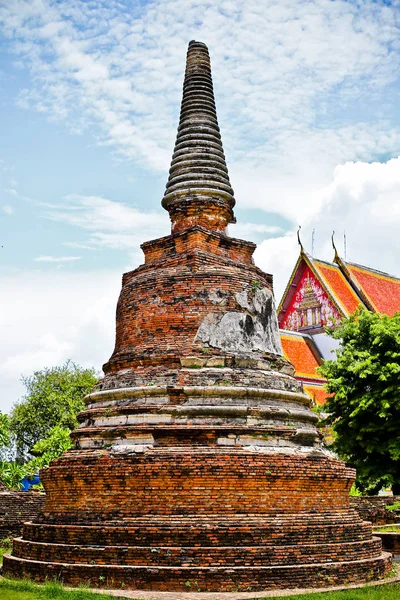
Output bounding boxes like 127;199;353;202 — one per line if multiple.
1;0;400;411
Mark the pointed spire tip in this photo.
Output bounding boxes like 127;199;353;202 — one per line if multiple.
189;40;208;49
162;41;235;233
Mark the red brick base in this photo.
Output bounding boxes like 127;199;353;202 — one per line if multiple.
3;450;392;591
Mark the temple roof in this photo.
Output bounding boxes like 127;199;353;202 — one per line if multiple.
311;258;363;316
278;248;400;325
303;384;330;406
278;249;400;404
280;330;331;405
338;260;400;316
278;251;366;326
280;330;324;382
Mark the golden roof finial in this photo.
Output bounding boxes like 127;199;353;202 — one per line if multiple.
331;230;339;261
297;225;304;253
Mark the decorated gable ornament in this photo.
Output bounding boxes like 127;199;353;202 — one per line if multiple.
281;266;342;332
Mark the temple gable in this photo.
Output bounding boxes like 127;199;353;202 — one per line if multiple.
281;265;341;332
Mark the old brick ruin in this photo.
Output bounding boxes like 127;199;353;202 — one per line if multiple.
0;491;44;540
3;41;391;592
350;496;400;526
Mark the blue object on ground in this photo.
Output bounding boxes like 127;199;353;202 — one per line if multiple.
21;474;40;491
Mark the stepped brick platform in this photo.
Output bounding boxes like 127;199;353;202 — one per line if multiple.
3;40;391;592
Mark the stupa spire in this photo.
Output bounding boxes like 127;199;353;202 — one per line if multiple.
162;40;236;233
4;41;390;594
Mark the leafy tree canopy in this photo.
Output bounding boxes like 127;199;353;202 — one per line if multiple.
0;461;26;490
0;411;10;450
319;308;400;495
9;360;97;458
25;425;73;477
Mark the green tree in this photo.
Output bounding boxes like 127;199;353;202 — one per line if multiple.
319;308;400;495
24;425;73;476
9;360;97;459
0;411;14;463
0;411;10;452
0;461;26;489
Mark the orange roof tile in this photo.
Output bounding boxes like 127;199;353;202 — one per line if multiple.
345;263;400;316
280;332;322;380
303;384;330;406
312;260;363;316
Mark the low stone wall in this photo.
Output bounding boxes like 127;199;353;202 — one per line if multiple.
373;528;400;554
351;496;400;525
0;491;45;540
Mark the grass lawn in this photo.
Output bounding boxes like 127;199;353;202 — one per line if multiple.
0;538;12;562
0;579;123;599
266;583;400;600
373;525;400;532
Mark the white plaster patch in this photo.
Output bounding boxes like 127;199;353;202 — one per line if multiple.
208;289;228;305
195;287;283;355
111;444;152;454
126;413;172;425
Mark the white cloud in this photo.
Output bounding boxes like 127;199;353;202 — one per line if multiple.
44;194;169;250
1;0;400;184
230;223;283;238
4;188;18;197
0;269;120;412
1;333;74;381
34;255;81;263
3;187;32;203
231;123;400;222
255;155;400;302
255;233;301;303
63;242;96;251
1;205;13;215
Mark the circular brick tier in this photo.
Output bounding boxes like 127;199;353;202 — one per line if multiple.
4;553;391;593
3;444;391;590
3;40;391;591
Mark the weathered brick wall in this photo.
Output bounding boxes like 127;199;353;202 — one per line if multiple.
0;491;45;539
373;531;400;553
104;228;276;377
351;496;400;525
4;448;390;591
39;452;355;520
3;455;392;591
5;546;389;592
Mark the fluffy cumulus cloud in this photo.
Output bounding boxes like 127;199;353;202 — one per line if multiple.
1;0;400;409
45;194;170;251
255;155;400;300
0;270;120;411
1;153;399;413
1;0;400;183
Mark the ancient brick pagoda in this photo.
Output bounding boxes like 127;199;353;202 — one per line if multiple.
4;41;391;592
